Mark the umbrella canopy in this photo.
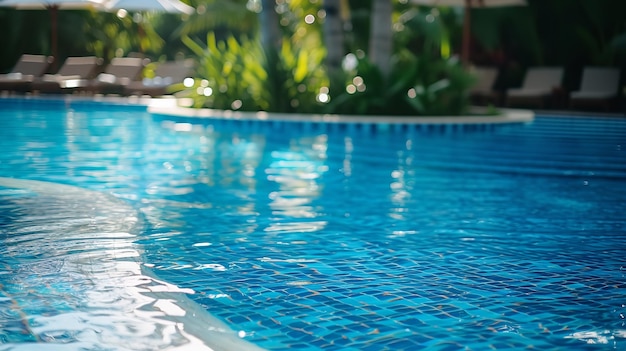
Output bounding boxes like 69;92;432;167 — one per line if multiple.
104;0;194;14
0;0;107;68
0;0;105;9
411;0;527;64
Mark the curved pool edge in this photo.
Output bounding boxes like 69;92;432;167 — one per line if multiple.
147;103;534;126
0;177;266;351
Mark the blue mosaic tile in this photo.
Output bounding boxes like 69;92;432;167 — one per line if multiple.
3;100;626;350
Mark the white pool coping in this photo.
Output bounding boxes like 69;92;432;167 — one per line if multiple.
147;99;535;126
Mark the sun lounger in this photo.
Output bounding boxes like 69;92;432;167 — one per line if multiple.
124;59;194;97
569;67;621;111
505;67;564;108
30;56;103;94
468;66;500;105
79;57;148;94
0;54;53;92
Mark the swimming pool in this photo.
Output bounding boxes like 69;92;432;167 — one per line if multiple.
1;97;625;350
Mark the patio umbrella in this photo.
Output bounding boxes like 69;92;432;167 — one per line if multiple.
104;0;194;14
0;0;107;68
411;0;527;65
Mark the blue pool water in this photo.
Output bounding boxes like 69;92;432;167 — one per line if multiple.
0;97;625;350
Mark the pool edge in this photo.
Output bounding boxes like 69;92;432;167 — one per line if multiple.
147;103;535;126
0;176;267;351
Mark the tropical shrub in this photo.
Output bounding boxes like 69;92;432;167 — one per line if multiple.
175;33;328;113
177;29;474;116
326;55;411;115
405;53;476;116
327;50;475;116
264;38;329;113
177;33;265;111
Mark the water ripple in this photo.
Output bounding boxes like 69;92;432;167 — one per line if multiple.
0;177;264;351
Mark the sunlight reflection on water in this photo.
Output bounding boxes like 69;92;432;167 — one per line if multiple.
0;178;263;351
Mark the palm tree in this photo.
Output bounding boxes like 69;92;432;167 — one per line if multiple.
260;0;281;51
368;0;392;77
323;0;344;73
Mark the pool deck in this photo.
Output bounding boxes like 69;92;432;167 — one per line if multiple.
146;98;535;126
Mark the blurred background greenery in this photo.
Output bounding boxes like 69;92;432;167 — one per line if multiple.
0;0;624;115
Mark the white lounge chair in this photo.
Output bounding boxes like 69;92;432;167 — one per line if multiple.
0;54;53;92
506;67;564;108
570;67;621;110
124;59;194;97
79;57;149;94
31;56;103;93
469;66;500;105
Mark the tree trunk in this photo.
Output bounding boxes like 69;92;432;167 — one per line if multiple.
368;0;393;78
260;0;281;51
462;0;471;66
323;0;344;74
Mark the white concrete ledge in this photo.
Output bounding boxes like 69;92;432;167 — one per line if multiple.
148;103;534;126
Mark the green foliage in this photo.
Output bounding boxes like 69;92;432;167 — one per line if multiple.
0;10;49;71
522;0;626;67
395;7;450;59
611;33;626;64
83;11;164;63
326;2;474;115
175;0;257;37
326;57;390;115
0;7;167;71
405;55;475;116
176;33;264;111
175;33;328;113
265;39;328;113
328;51;474;116
177;18;474;117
